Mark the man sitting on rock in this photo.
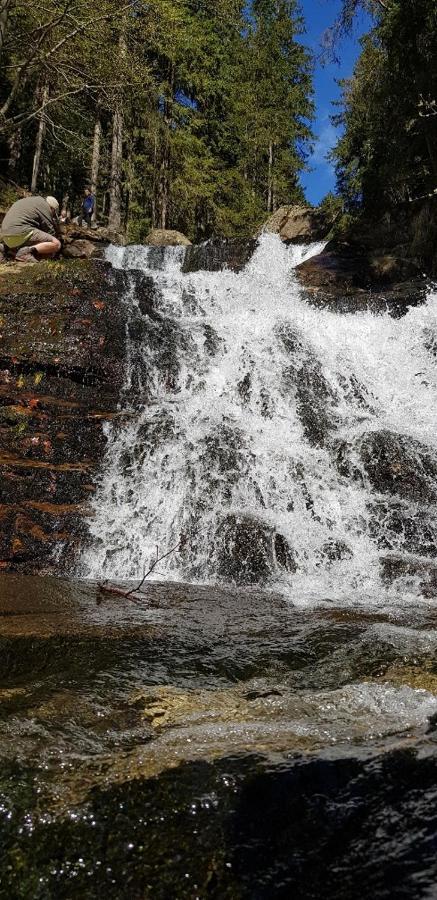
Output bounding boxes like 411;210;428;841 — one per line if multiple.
0;195;62;263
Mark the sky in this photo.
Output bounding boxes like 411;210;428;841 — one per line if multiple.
299;0;372;203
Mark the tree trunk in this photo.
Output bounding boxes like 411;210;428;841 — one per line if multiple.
7;127;21;178
0;0;11;64
267;142;273;213
31;81;49;193
108;102;123;232
90;110;101;222
108;31;126;233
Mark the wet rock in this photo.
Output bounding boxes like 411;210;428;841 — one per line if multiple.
144;228;191;247
359;430;437;503
261;204;329;243
0;260;127;572
381;554;437;598
276;323;338;448
182;237;258;273
296;242;428;317
295;360;338;448
218;514;296;585
424;327;437;358
368;500;437;559
321;540;353;562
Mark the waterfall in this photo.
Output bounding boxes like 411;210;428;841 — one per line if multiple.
82;235;437;604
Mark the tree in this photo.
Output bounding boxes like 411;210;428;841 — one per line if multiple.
332;0;437;212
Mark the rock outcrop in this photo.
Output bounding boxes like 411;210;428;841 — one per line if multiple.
262;204;329;243
145;228;192;247
0;260;127;572
296;240;428;317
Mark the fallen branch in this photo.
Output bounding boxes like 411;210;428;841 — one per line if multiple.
98;535;187;601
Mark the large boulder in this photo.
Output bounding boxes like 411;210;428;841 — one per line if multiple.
295;241;428;317
145;228;192;247
261;205;329;243
217;514;296;585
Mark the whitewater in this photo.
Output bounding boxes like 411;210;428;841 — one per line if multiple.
81;234;437;606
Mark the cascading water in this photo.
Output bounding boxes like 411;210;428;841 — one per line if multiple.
82;234;437;604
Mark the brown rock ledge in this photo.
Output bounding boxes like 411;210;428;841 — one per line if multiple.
0;259;128;572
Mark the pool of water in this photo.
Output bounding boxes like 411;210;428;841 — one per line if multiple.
1;576;437;897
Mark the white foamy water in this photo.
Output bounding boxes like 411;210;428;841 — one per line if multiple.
82;235;437;604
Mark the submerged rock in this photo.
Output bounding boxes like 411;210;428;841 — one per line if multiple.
359;430;437;503
182;237;258;273
381;554;437;598
218;514;296;584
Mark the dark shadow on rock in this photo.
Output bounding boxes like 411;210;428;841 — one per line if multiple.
183;238;258;274
296;242;428;317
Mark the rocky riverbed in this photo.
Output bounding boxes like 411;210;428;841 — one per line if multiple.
1;576;437;897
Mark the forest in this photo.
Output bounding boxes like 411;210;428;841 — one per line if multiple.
0;0;313;241
0;0;436;244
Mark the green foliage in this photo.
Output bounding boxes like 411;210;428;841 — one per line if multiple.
0;0;314;239
332;0;437;215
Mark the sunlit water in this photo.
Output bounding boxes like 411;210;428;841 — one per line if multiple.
81;235;437;607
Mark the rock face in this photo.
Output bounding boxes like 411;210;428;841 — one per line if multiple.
262;204;329;243
218;514;296;584
182;237;258;273
0;260;127;572
145;228;192;247
296;241;428;317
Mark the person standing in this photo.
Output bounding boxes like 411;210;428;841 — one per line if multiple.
0;195;61;262
79;188;95;227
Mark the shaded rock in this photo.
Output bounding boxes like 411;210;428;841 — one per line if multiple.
296;242;428;317
182;238;258;273
218;514;296;585
359;430;437;503
61;238;100;259
145;228;191;247
262;204;329;243
60;223;124;260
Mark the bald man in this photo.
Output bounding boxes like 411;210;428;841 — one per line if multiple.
0;195;62;262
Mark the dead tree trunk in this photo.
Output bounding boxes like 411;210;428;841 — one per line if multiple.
0;0;11;64
108;103;123;232
90;109;101;222
108;32;126;233
267;142;274;214
30;81;49;193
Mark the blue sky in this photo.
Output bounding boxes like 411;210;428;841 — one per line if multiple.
299;0;372;203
